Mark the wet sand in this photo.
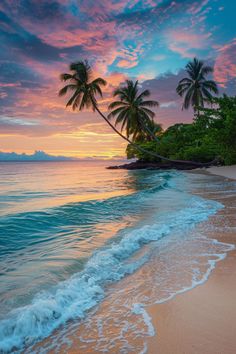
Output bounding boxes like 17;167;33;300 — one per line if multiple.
147;172;236;354
147;236;236;354
26;172;236;354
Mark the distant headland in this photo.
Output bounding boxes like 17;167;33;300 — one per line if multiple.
0;150;74;162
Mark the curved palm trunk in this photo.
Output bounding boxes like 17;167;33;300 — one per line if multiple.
93;104;175;162
92;99;213;167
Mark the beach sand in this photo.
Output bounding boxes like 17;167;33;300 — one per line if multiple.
147;235;236;354
27;169;236;354
147;168;236;354
207;165;236;180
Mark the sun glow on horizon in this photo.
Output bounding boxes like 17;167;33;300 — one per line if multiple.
0;130;126;159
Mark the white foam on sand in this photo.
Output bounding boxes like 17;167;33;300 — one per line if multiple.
0;193;226;352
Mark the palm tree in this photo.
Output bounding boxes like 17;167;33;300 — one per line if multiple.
59;61;146;148
59;61;176;163
59;60;107;112
59;60;211;166
108;80;160;142
176;57;218;115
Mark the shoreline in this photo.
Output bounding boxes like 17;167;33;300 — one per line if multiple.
147;248;236;353
107;160;213;171
21;169;236;354
146;170;236;353
108;161;236;179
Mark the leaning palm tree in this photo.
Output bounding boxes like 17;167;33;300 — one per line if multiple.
108;80;159;142
59;60;106;112
59;61;176;163
176;57;218;115
59;61;146;148
59;60;211;166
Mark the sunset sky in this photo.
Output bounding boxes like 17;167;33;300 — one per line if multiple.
0;0;235;158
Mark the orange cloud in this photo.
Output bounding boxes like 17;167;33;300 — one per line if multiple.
116;43;144;69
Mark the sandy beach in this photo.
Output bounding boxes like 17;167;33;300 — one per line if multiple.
147;166;236;354
7;166;235;354
147;249;236;354
207;165;236;180
1;0;235;352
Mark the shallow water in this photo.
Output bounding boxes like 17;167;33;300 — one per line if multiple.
0;161;234;353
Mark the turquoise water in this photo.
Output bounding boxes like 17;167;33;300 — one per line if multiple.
0;161;234;353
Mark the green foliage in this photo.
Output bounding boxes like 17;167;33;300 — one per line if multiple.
59;60;107;111
127;95;236;166
108;80;159;140
178;144;219;163
126;141;162;162
176;57;218;113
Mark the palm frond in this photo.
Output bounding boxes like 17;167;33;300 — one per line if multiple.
137;89;150;101
60;73;74;81
183;86;194;110
201;65;213;76
107;106;128;120
58;84;77;97
202;80;219;94
92;77;107;87
113;88;129;101
201;87;214;102
70;60;91;83
178;78;192;84
139;107;155;119
116;109;129;127
176;83;190;96
108;100;127;110
65;89;81;108
91;83;103;97
139;100;159;108
79;91;90;111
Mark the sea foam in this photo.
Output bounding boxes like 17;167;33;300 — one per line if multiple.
0;193;226;352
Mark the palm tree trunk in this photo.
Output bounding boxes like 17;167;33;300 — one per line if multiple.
138;118;160;142
92;104;177;162
92;102;212;167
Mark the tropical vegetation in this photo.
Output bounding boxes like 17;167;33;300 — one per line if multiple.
127;95;236;165
59;61;180;163
108;80;159;141
59;58;236;166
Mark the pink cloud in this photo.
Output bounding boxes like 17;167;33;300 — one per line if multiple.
214;39;236;87
2;0;148;76
0;82;21;87
117;59;138;69
116;43;144;69
0;91;8;99
166;30;212;57
1;0;234;155
105;72;128;88
0;64;128;136
187;0;209;15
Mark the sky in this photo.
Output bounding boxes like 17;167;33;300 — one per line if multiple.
0;0;235;158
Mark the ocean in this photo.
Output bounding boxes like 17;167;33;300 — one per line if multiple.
0;161;234;353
